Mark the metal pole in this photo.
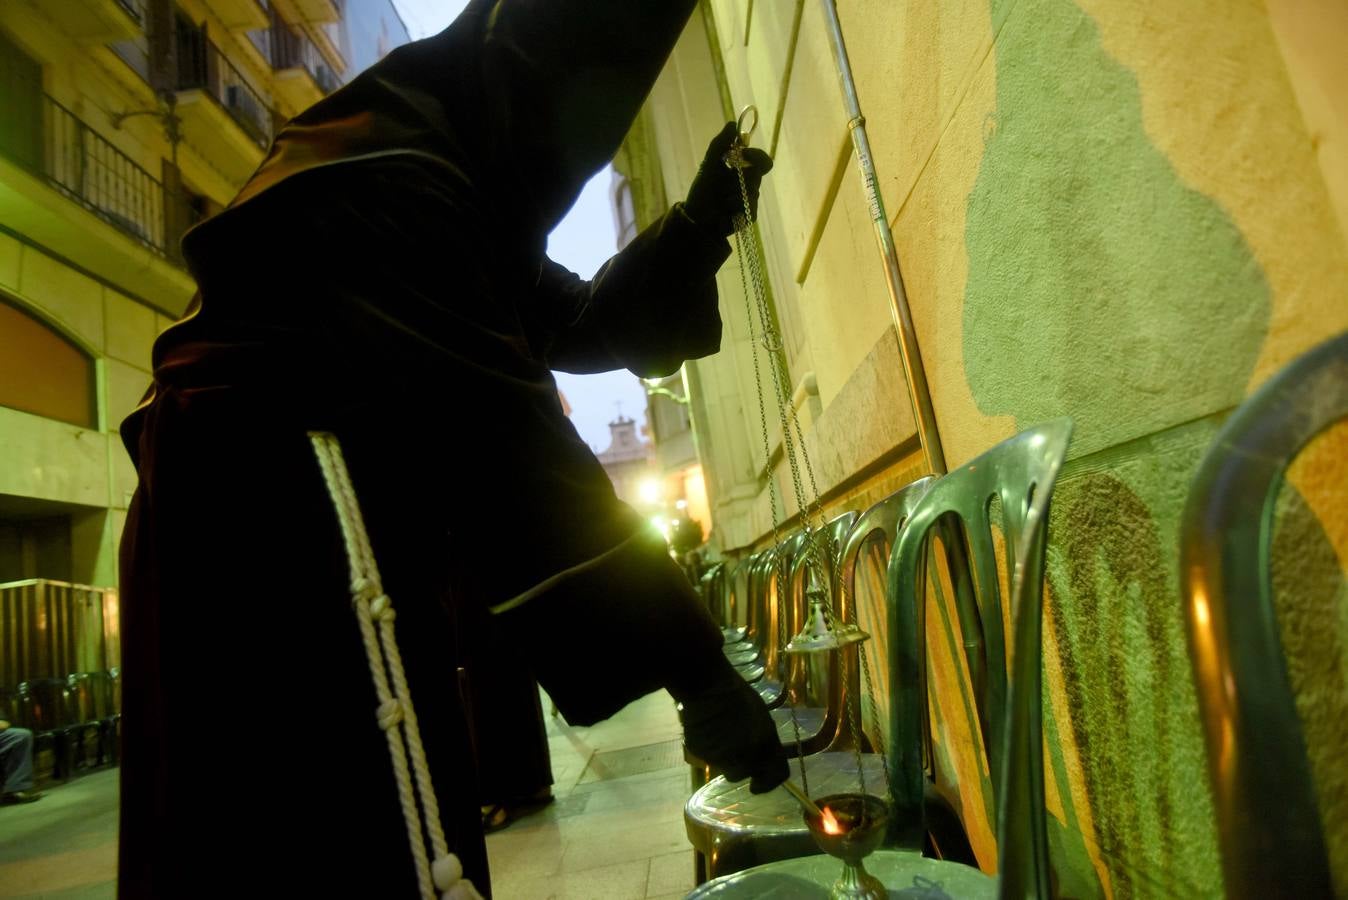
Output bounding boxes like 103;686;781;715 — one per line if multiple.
819;0;947;475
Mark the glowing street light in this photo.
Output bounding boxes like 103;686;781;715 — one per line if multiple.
638;477;663;505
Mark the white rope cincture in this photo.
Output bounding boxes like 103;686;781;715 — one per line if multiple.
309;432;483;900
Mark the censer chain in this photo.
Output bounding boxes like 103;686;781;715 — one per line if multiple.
726;131;886;800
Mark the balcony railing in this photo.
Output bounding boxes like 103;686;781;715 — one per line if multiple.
3;95;203;261
259;17;338;95
314;62;338;94
177;36;274;148
44;97;164;248
273;20;317;77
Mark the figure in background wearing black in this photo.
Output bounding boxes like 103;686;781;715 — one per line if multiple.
117;2;782;897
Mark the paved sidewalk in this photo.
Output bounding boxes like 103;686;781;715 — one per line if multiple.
0;690;695;900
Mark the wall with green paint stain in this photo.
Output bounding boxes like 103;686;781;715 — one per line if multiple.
1043;424;1224;897
912;0;1348;894
626;1;1348;895
956;1;1252;891
962;0;1270;458
945;1;1345;894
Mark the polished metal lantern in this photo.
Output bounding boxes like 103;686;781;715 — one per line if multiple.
784;567;870;655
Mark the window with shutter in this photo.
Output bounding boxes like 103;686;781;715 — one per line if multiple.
0;296;97;429
0;31;44;172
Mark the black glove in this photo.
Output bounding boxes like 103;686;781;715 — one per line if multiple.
678;665;789;793
683;121;774;238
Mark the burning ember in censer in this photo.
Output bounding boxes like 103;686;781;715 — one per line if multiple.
820;805;844;835
775;554;892;899
803;793;890;900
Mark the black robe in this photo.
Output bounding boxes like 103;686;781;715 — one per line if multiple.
116;2;734;896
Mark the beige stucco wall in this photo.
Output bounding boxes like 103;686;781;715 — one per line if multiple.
0;0;304;587
0;232;156;586
631;1;1348;894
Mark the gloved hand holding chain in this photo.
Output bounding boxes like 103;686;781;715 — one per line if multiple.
683;119;774;238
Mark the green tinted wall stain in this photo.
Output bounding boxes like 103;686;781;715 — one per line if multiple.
1046;472;1196;896
1040;686;1105;899
1041;422;1226;898
963;0;1270;455
962;0;1277;892
1271;480;1348;894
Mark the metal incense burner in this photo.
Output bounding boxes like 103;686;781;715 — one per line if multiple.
784;565;869;654
804;793;890;900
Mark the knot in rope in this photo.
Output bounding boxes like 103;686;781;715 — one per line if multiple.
313;431;468;900
432;854;462;891
377;698;404;730
369;593;395;622
352;576;380;604
433;854;483;900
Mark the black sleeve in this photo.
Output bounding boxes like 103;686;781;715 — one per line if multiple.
487;524;739;726
538;204;731;378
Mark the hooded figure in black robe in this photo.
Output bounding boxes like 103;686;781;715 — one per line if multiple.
116;1;783;897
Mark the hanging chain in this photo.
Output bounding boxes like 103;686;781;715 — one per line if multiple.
725;134;815;797
728;178;810;796
726;139;823;571
724;121;888;801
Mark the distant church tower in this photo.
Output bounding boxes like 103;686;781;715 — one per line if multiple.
595;415;653;504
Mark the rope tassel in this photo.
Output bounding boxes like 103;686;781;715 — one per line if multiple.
310;432;483;900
